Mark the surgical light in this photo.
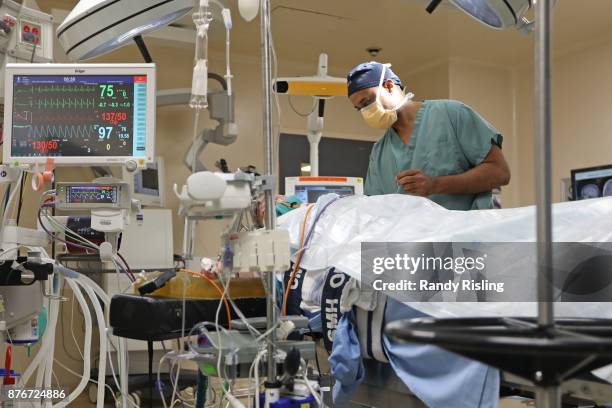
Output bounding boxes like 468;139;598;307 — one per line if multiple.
451;0;532;29
56;0;194;61
427;0;534;32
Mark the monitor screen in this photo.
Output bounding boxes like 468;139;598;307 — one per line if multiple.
294;185;355;204
10;74;148;158
135;166;160;197
65;185;118;204
571;165;612;200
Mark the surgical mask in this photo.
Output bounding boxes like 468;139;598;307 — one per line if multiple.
360;64;414;129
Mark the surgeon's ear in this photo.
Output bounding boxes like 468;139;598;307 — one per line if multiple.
382;79;394;93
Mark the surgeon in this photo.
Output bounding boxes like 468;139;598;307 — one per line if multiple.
348;61;510;209
327;61;509;407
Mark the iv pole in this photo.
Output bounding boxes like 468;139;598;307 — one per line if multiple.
534;0;558;406
259;0;279;394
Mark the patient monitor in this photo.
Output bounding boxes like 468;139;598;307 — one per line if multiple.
285;176;364;204
3;63;155;167
571;164;612;201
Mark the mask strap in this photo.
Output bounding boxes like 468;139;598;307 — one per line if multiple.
375;63;390;103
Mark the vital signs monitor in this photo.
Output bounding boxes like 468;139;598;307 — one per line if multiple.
3;63;155;166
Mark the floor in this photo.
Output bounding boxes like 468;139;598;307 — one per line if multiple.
68;391;538;407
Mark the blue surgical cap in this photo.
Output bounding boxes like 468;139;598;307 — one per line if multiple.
347;62;404;97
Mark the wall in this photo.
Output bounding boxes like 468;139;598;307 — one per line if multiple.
405;60;450;101
515;39;612;205
448;59;519;207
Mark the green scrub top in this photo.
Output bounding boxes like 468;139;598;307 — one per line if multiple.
364;100;503;210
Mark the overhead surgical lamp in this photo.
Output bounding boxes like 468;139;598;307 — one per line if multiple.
56;0;194;61
426;0;535;33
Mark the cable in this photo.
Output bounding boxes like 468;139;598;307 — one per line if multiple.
54;358;119;407
116;253;133;277
249;349;265;408
169;358;182;408
0;246;24;264
54;278;92;407
69;290;85;360
53;259;130;408
288;95;317;117
215;271;231;387
39;204;136;282
2;173;22;228
282;204;314;316
38;207;97;252
106;333;132;407
111;257;136;285
74;277;108;407
42;210;98;250
300;359;321;407
59;281;91;363
16;173;27;225
168;360;197;407
158;353;172;408
307;325;324;383
181;269;232;328
37;198;101;250
3;185;10;214
302;197;341;251
180;274;188;353
19;285;60;387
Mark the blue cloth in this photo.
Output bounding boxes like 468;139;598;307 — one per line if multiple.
347;61;404;96
328;310;365;406
365;99;503;210
306;312;322;333
384;297;500;408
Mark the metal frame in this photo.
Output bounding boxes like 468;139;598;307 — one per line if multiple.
260;0;278;384
534;0;557;406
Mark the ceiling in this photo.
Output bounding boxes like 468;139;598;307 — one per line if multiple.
38;0;612;73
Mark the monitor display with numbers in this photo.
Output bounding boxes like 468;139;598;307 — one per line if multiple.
3;63;155;166
285;176;364;204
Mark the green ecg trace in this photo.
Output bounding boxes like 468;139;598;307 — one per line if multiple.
14;98;96;109
15;85;98;94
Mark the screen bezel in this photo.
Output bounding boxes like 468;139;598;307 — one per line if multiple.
122;156;165;207
65;185;119;205
285;176;364;203
294;184;356;203
3;63;156;166
570;164;612;201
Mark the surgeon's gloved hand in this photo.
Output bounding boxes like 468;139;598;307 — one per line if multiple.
328;310;364;405
396;169;438;196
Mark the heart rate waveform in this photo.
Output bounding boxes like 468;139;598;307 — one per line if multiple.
14;111;101;125
15;84;98;94
14;98;96;109
14;124;96;140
